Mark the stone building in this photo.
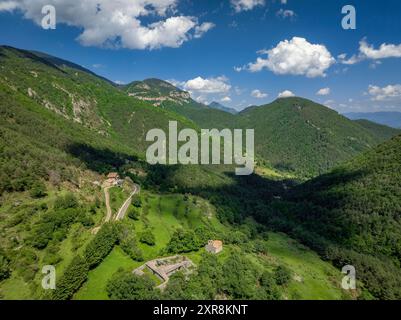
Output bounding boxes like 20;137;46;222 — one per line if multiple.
205;240;223;254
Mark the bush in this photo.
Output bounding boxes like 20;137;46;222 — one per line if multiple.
30;181;47;198
128;207;140;221
259;271;280;300
0;250;11;281
107;271;159;300
139;229;156;246
121;237;144;262
274;265;291;286
132;196;142;208
78;213;95;228
166;229;201;254
54;194;78;210
253;239;269;255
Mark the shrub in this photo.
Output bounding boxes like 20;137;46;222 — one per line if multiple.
54;193;78;210
0;250;11;281
121;237;144;262
274;265;292;286
132;196;142;208
128;207;140;221
30;181;47;198
166;229;201;253
107;271;158;300
139;229;156;246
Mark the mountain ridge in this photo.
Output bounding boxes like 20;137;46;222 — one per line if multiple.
209;101;238;114
1;44;399;179
344;111;401;129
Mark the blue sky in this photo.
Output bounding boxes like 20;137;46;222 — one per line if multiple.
1;0;401;112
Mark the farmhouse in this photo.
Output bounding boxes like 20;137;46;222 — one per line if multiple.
105;172;123;187
205;240;223;254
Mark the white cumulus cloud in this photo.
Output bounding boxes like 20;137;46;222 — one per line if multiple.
0;0;213;50
339;39;401;65
368;84;401;101
251;89;268;99
316;87;330;96
246;37;335;78
221;96;232;102
360;40;401;59
230;0;265;13
194;22;215;39
278;90;295;98
0;1;18;11
183;76;231;94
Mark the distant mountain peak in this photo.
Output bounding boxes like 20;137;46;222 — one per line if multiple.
123;78;191;107
209;101;238;114
344;111;401;129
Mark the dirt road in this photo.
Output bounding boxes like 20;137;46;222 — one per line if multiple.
115;184;140;221
104;186;113;222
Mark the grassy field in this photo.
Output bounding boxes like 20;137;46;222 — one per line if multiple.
108;186;129;215
132;192;224;259
74;246;141;300
262;233;347;300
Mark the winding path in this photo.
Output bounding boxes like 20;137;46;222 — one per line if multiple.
104;186;113;222
115;184;140;221
92;183;140;234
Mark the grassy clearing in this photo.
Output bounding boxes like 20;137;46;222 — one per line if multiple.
133;192;219;260
0;276;32;300
108;187;129;214
263;233;347;300
74;246;141;300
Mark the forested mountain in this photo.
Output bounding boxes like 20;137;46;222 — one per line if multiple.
268;135;401;299
209;101;238;114
239;98;395;178
0;46;196;157
123;77;399;178
353;119;401;141
344;112;401;129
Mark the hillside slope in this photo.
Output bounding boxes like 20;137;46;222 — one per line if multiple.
123;79;241;130
209;101;238;115
274;135;401;299
353;119;401;141
240;97;394;178
0;46;195;156
345;112;401;129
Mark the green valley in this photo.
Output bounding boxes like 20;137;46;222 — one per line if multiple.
0;45;400;302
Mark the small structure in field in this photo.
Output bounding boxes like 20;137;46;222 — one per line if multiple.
105;172;123;187
205;240;223;254
133;255;195;290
